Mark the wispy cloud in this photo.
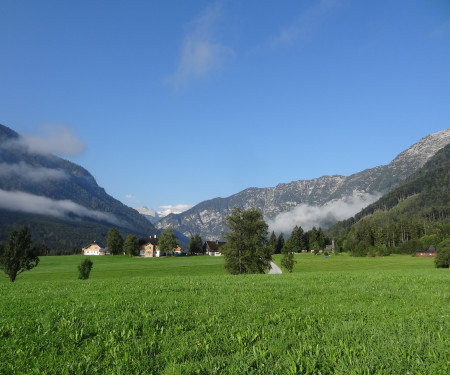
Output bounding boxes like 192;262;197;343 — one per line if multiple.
0;162;68;182
0;189;123;226
270;0;339;47
5;124;85;156
266;192;381;234
167;3;235;90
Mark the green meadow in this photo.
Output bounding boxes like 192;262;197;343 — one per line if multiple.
0;254;448;374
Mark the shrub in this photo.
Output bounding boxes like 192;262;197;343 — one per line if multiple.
435;239;450;268
78;258;94;279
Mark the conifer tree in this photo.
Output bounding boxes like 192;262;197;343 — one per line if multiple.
221;207;272;274
107;228;124;255
0;226;39;282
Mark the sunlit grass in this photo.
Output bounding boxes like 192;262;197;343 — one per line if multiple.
0;254;447;374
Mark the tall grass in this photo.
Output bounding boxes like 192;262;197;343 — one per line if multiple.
0;255;447;374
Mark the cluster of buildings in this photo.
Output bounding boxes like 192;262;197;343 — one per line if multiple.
81;237;225;257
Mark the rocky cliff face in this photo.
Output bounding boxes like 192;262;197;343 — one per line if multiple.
156;129;450;239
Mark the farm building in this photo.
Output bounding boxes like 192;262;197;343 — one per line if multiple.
82;242;106;255
203;240;226;256
138;236;182;257
415;245;437;257
139;236;161;257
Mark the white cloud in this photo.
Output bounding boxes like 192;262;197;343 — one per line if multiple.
0;189;123;226
270;0;338;46
267;192;381;234
6;124;85;156
125;194;135;199
167;3;235;89
158;204;193;216
0;162;68;182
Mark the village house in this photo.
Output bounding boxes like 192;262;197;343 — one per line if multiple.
203;240;226;256
139;236;161;257
138;236;183;257
82;241;106;255
415;245;437;257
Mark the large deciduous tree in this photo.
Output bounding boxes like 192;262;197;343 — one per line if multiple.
221;207;272;274
158;227;178;256
107;228;124;255
0;226;39;282
124;234;139;256
188;234;203;255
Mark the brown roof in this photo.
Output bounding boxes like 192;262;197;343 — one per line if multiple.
138;237;159;246
203;241;226;251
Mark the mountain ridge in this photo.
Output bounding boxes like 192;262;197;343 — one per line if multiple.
156;129;450;240
0;124;156;250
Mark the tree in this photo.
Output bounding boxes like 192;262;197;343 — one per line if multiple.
289;225;305;252
221;207;272;274
281;241;296;273
78;258;94;279
158;227;178;256
107;228;124;255
435;238;450;268
268;231;277;254
0;226;39;282
308;227;318;250
276;233;285;254
124;234;139;256
188;234;203;255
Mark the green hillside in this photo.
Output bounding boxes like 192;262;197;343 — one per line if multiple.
0;124;156;250
327;143;450;255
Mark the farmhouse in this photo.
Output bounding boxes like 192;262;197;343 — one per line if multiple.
138;236;183;257
203;240;225;256
415;245;437;257
82;242;106;255
139;236;161;257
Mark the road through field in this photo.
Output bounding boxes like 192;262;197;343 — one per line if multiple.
269;261;282;274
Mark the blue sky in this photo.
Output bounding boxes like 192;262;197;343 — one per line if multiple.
1;0;449;213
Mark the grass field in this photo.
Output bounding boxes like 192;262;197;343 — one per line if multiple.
0;254;448;374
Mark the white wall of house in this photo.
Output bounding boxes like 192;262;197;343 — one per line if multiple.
84;250;104;255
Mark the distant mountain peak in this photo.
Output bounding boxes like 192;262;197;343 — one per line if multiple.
156;129;450;239
391;129;450;170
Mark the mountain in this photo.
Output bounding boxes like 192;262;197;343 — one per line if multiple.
136;206;161;224
0;124;156;250
325;142;450;255
156;129;450;240
136;205;192;224
327;142;450;239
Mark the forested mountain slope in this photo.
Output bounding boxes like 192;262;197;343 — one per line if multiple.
0;124;156;251
157;129;450;239
327;142;450;240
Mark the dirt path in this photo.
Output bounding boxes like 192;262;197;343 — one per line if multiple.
268;261;282;274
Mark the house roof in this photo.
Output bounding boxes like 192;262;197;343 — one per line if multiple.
138;237;159;246
83;241;105;249
416;245;436;253
203;241;226;251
